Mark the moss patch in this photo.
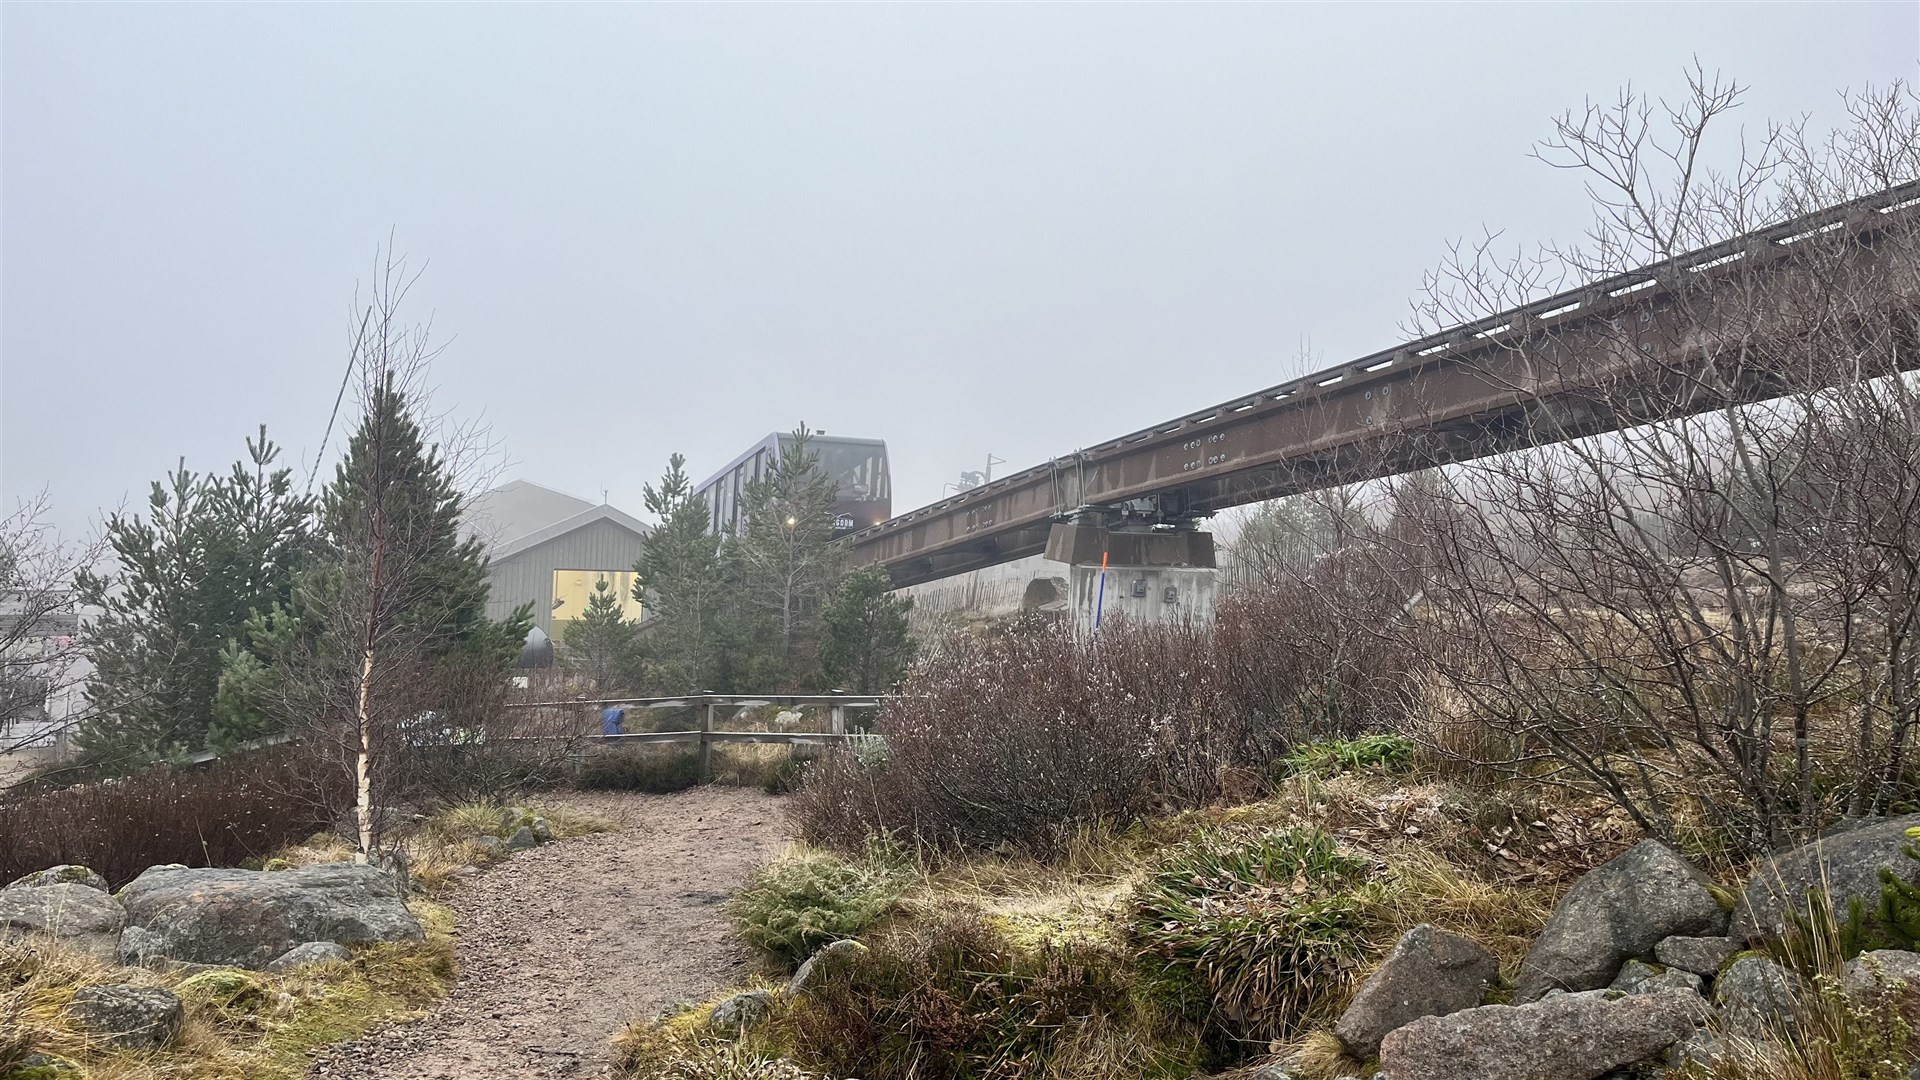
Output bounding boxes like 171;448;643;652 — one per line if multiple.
0;898;456;1080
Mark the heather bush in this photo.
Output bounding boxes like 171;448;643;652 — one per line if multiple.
0;751;344;889
577;747;703;793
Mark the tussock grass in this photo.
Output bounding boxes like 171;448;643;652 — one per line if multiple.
1364;848;1551;968
755;902;1201;1080
625;767;1623;1080
709;745;825;794
0;899;455;1080
611;984;817;1080
1133;826;1375;1047
1271;1028;1370;1080
730;843;913;968
1275;735;1417;779
400;799;612;892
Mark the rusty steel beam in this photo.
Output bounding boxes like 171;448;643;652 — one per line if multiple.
853;182;1920;587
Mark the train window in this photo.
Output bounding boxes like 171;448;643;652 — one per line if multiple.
817;443;887;502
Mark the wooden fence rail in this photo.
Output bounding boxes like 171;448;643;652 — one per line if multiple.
503;693;889;781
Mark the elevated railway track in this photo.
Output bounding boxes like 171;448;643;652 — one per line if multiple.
850;182;1920;587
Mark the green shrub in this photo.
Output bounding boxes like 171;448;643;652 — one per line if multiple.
1133;827;1375;1048
578;749;702;793
729;850;910;967
1274;734;1416;779
762;905;1199;1080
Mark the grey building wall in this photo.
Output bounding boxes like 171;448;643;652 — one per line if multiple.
484;517;649;634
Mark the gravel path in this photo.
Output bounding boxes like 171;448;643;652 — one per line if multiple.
307;787;788;1080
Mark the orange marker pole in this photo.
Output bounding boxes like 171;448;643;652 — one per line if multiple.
1093;549;1110;631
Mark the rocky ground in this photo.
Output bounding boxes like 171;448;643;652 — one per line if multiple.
305;787;788;1080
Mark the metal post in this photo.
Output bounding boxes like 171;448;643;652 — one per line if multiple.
700;700;716;782
830;704;846;736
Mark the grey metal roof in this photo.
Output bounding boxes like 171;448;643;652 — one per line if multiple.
465;480;597;548
466;479;651;567
490;502;650;562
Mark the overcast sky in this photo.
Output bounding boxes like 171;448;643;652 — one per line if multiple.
4;3;1915;540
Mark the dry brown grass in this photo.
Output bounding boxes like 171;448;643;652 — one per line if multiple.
611;984;815;1080
0;900;455;1080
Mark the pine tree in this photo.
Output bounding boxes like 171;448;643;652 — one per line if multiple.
318;375;526;665
633;453;724;692
244;347;528;856
817;565;916;693
78;428;315;761
561;577;642;693
726;425;843;685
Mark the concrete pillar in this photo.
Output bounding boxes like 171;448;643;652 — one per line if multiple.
1045;522;1218;636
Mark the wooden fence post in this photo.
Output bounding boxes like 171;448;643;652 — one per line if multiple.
700;700;716;782
572;702;589;784
830;704;846;737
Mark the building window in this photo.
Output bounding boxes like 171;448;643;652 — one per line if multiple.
550;570;643;627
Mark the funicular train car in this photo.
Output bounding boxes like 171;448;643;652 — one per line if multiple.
695;432;891;538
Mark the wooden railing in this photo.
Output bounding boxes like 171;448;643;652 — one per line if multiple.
503;693;888;780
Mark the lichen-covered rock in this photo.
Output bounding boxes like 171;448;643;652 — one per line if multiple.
1665;1030;1726;1071
0;882;125;960
504;825;539;851
1654;935;1741;976
708;990;772;1032
472;835;504;856
1;1052;86;1078
1714;955;1805;1039
117;863;421;969
267;940;354;972
66;984;184;1049
1610;959;1704;997
1334;923;1499;1058
1731;815;1920;943
1514;840;1727;1001
1378;988;1705;1080
5;865;110;893
118;924;165;967
529;817;553;843
1840;948;1920;1020
786;938;868;996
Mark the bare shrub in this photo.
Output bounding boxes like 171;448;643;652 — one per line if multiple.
0;749;344;888
1387;76;1920;854
796;621;1263;855
0;493;98;766
1214;546;1420;744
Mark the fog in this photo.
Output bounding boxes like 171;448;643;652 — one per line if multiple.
3;3;1913;536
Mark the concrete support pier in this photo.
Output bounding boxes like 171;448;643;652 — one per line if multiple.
1046;521;1217;635
892;520;1219;635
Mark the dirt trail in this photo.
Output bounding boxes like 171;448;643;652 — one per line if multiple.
307;787;788;1080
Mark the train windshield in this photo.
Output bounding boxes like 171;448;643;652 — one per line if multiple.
813;441;890;501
